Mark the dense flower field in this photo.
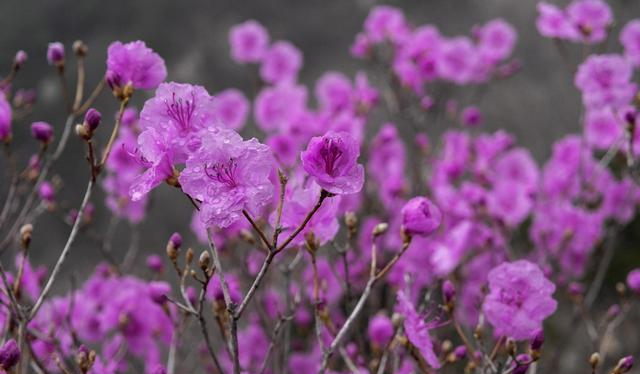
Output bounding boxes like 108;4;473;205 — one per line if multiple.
0;2;640;374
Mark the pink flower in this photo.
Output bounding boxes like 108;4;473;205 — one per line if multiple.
229;20;270;63
566;0;613;44
368;314;394;347
487;181;533;227
254;84;307;132
272;172;340;246
301;131;364;195
483;260;557;340
179;128;275;228
536;3;577;39
46;42;65;66
106;41;166;90
584;107;623;150
364;6;409;44
396;291;440;369
401;197;442;237
620;19;640;67
214;88;249;131
315;71;353;113
575;54;636;109
476;19;517;62
260;41;303;84
0;93;12;141
436;37;478;85
461;106;483;127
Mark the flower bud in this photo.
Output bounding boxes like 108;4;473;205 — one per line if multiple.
454;345;467;360
613;356;634;374
0;339;20;370
72;40;88;57
75;345;96;374
401;197;441;237
19;223;33;249
148;281;170;304
530;329;544;351
627;269;640;295
345;211;358;232
166;232;182;262
13;50;27;69
372;222;388;237
368;314;394;348
185;247;194;265
84;108;101;131
39;181;55;203
46;42;65;68
512;354;532;374
146;255;164;273
606;304;621;320
31;121;53;143
199;250;211;272
105;70;122;91
590;352;601;369
442;280;456;308
441;340;453;354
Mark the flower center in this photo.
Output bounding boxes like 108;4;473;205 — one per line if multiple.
165;91;196;133
320;138;344;176
205;158;239;188
499;288;524;308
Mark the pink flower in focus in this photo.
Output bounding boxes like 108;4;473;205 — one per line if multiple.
179;128;275;228
229;20;270;63
106;41;166;90
401;197;442;237
483;260;557;340
214;88;249;131
301;131;364;195
260;41;303;84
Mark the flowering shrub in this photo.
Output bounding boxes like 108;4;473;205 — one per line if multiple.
1;2;640;374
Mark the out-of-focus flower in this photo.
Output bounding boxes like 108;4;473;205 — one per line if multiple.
260;41;303;84
621;19;640;67
229;20;270;63
31;121;53;143
46;42;64;66
0;93;11;142
575;54;636;109
214;88;249;131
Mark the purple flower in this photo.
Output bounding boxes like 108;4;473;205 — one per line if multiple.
401;197;442;237
627;268;640;294
566;0;613;43
575;54;636;109
368;314;394;347
584;107;623;150
146;255;163;273
229;20;270;63
0;339;20;370
476;19;517;63
84;108;102;131
315;71;353;113
487;181;533;227
0;93;11;142
621;19;640;67
272;172;340;246
106;41;167;90
38;181;55;203
461;106;483;127
396;291;440;369
179;128;275;228
483;260;557;340
214;88;249;131
301;131;364;195
14;50;27;67
46;42;64;66
31;121;53;143
536;3;577;40
254;83;307;132
364;5;409;43
260;41;303;84
436;37;478;85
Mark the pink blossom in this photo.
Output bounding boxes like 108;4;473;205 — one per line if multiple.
106;41;166;90
315;71;353;113
483;260;557;340
364;6;409;44
254;83;307;132
214;88;249;131
476;19;517;63
566;0;613;44
301;131;364;195
401;197;442;237
621;20;640;67
260;41;303;84
229;20;270;63
396;291;440;369
575;54;636;109
584;107;623;150
627;268;640;294
0;93;12;141
436;37;478;85
179;128;275;228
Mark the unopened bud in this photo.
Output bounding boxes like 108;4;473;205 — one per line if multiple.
46;42;65;68
441;340;453;354
84;108;102;132
345;212;358;231
530;329;544;351
590;352;601;369
166;232;182;262
512;354;532;374
31;121;53;143
199;250;211;271
0;339;20;370
616;282;627;297
506;338;517;356
613;356;634;374
454;345;467;360
19;224;33;249
606;304;621;320
185;247;194;265
372;223;388;237
443;280;456;309
13;50;27;69
72;40;88;57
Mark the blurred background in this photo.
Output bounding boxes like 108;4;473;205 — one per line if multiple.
1;0;640;293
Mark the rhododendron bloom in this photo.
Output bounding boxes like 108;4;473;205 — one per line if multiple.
483;260;557;340
254;83;307;132
301;131;364;195
476;19;517;62
179;128;275;228
536;3;577;39
396;291;440;369
584;108;623;150
364;5;409;43
260;41;302;84
229;20;270;63
575;54;636;109
621;20;640;67
401;197;442;236
106;41;166;90
566;0;613;43
214;88;249;131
